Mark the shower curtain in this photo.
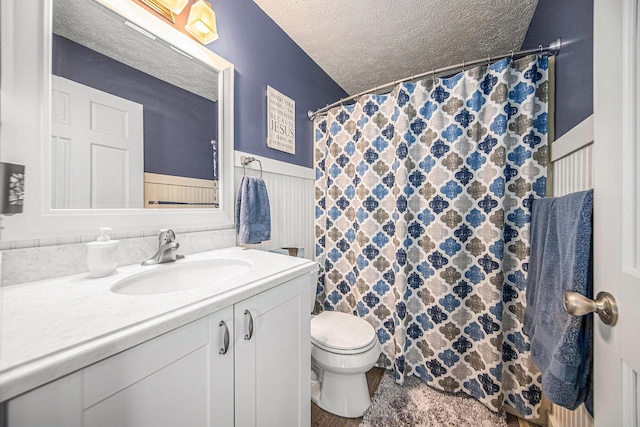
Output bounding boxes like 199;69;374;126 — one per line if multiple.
314;55;548;418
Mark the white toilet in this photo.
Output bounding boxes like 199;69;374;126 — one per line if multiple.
309;310;381;418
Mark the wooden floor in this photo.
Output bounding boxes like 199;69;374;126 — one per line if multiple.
311;367;531;427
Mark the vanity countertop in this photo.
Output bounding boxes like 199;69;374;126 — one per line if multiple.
0;247;317;402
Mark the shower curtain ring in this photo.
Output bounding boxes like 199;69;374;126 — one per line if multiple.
538;44;544;55
462;60;465;71
510;50;514;60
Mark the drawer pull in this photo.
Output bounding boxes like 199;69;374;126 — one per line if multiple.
244;310;254;340
219;321;230;355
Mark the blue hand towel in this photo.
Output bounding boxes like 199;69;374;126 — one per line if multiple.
523;189;593;415
236;176;271;244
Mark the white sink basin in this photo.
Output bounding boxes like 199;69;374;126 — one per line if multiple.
111;258;252;295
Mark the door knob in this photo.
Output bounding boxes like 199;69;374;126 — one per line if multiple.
563;291;618;326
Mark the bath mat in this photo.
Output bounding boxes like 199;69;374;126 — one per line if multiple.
360;371;509;427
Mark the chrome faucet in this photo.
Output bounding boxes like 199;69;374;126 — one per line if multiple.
142;229;185;266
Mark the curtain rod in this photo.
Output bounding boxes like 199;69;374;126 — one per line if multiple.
307;37;562;121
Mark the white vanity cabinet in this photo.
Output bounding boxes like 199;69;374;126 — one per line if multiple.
6;274;311;427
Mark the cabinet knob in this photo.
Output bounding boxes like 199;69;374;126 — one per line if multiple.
244;310;254;340
219;320;230;355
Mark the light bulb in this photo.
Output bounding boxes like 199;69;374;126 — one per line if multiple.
194;19;211;34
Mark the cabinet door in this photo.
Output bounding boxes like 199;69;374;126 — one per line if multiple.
83;318;210;427
234;275;311;427
84;347;209;427
7;372;83;427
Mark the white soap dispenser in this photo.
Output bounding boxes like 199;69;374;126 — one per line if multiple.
87;227;119;278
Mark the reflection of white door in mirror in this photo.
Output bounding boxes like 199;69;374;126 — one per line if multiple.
51;76;144;209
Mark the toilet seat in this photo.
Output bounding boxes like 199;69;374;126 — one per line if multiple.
311;311;377;355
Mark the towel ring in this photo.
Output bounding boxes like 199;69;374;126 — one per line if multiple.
241;155;263;178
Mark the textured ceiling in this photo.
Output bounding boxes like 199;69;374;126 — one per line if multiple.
53;0;218;101
253;0;538;95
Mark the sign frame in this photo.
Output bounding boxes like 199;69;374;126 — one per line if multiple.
266;86;295;154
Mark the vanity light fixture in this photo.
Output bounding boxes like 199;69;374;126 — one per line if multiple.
156;0;189;14
139;0;189;23
185;0;218;45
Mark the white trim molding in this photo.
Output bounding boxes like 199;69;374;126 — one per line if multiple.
551;115;594;162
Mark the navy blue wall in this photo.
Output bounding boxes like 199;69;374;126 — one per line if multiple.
52;35;218;181
189;0;348;168
521;0;593;138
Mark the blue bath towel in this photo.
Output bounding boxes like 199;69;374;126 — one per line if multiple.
523;189;593;415
236;176;271;244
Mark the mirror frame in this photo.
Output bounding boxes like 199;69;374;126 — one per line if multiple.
0;0;235;241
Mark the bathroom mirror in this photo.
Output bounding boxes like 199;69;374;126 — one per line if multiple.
0;0;235;240
52;0;220;210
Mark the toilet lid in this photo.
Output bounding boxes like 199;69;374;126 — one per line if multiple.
311;311;377;352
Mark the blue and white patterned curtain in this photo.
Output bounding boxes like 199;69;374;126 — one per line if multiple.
314;55;549;418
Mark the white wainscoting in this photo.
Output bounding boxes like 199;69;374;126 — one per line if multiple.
234;151;315;260
552;115;595;197
552;145;593;196
548;405;594;427
548;115;594;427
